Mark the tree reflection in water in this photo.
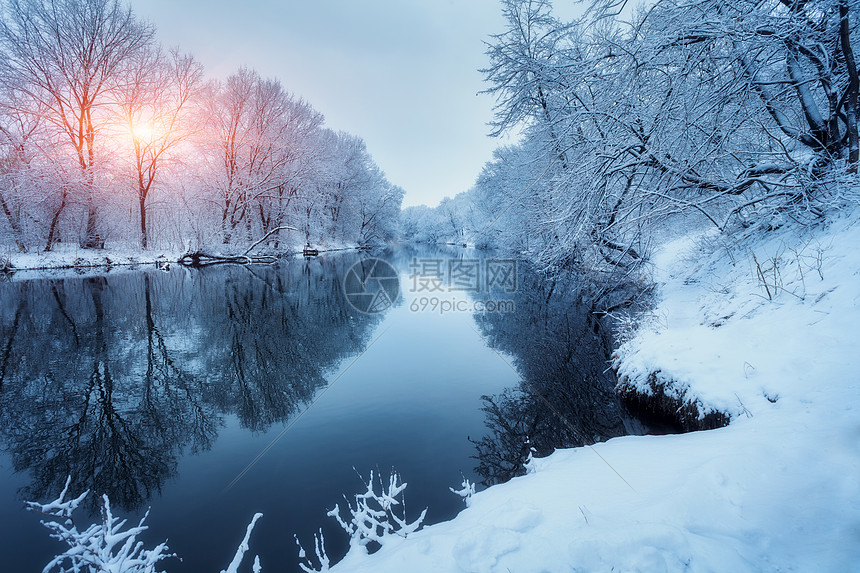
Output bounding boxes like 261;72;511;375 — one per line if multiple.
470;263;641;486
0;255;384;512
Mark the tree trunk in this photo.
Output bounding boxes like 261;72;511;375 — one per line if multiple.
83;205;102;249
0;191;26;252
81;116;102;249
44;194;67;252
140;192;148;249
841;1;859;169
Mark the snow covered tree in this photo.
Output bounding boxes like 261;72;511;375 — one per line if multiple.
471;0;860;310
292;129;403;247
0;87;42;251
114;48;203;248
200;67;323;247
0;0;156;249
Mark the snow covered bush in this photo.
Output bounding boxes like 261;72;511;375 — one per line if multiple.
294;529;331;573
449;476;476;508
524;438;538;475
328;469;426;552
29;477;266;573
295;469;427;572
26;476;174;573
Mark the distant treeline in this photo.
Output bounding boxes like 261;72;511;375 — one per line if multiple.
403;0;860;309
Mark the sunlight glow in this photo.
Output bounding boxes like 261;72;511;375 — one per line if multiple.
130;120;156;143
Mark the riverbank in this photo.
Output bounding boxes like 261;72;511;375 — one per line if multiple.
322;212;860;571
0;241;363;281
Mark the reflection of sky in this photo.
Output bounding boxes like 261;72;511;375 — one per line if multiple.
140;252;521;571
131;0;584;207
0;249;523;572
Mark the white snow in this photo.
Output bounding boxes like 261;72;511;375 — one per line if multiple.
1;244;186;281
322;213;860;572
27;477;174;572
0;239;350;280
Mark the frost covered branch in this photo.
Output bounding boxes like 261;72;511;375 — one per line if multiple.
220;512;263;573
449;476;477;507
26;476;174;573
328;469;427;553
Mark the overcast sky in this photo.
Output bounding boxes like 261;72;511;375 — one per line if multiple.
132;0;583;207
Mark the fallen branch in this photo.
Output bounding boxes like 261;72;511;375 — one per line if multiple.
177;251;277;267
243;225;298;256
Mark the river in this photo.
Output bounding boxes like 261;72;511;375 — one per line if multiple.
0;246;637;571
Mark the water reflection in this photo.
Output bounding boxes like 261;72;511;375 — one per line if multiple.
469;262;638;485
0;247;644;572
0;256;384;511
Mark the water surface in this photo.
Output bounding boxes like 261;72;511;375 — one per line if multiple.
0;247;635;571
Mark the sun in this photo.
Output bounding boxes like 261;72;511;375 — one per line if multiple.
130;121;155;142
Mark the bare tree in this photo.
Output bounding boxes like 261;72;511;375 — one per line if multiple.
0;0;155;249
115;48;203;248
202;67;323;246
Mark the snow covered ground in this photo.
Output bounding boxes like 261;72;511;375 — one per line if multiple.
1;244;185;278
0;241;351;280
324;213;860;572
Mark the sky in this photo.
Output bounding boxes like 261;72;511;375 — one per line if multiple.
131;0;583;208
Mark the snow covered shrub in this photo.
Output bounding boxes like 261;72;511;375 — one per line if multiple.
26;476;174;573
748;238;830;302
449;476;476;507
524;438;538;475
294;529;331;573
328;469;426;552
29;477;267;573
295;469;427;571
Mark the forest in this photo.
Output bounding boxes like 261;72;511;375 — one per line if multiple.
403;0;860;312
2;0;859;571
0;0;403;255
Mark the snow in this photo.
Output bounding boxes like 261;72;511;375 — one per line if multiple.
1;245;186;281
320;213;860;572
221;513;263;573
0;240;359;281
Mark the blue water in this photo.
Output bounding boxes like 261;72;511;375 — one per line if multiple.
0;247;633;571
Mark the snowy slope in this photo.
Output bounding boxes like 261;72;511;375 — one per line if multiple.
325;214;860;572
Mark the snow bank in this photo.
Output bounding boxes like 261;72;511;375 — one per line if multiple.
1;240;362;279
328;214;860;572
0;242;319;280
1;245;185;281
